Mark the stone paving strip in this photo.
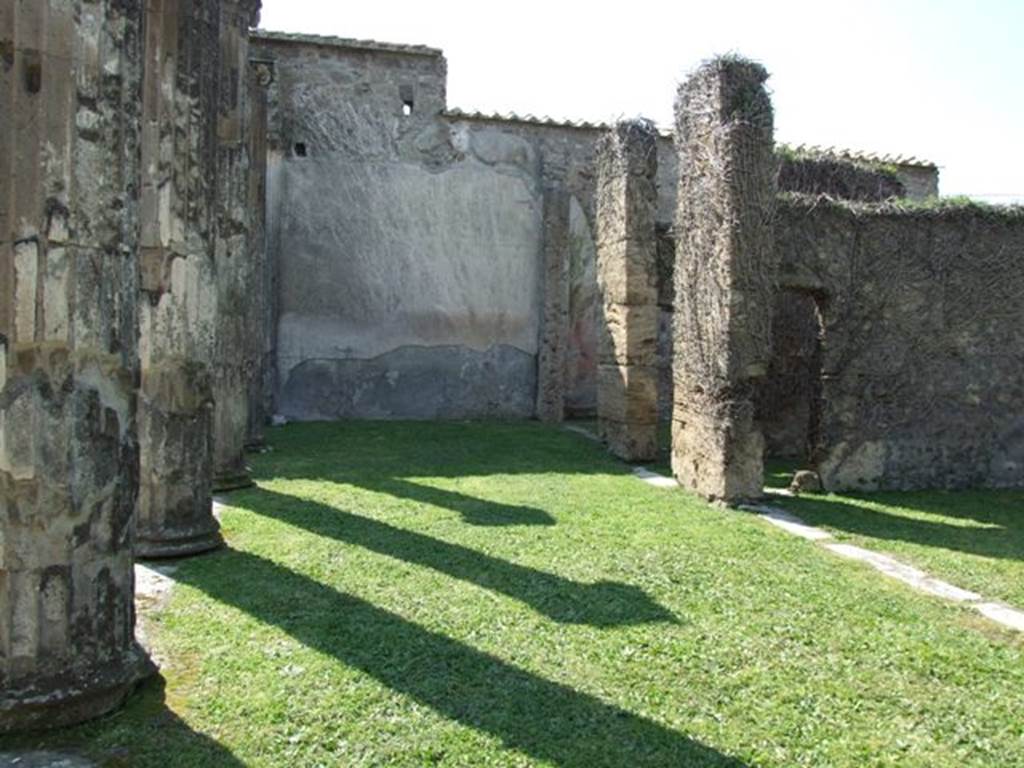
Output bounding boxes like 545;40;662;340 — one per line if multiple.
632;467;680;489
632;468;1024;633
563;424;602;443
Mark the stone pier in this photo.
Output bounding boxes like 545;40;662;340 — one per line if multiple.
136;0;236;557
0;0;153;731
671;58;777;502
535;183;570;423
595;121;659;461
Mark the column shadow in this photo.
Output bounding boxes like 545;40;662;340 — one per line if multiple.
175;549;747;768
363;477;556;527
0;677;246;767
246;486;677;627
781;490;1024;562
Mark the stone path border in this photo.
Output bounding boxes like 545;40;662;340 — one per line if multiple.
632;467;1024;634
563;424;602;443
632;467;679;489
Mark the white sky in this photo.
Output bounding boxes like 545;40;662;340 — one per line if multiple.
261;0;1024;203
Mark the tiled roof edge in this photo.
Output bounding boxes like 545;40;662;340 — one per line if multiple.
445;109;936;169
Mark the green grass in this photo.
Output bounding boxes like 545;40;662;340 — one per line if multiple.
3;422;1022;767
773;487;1024;608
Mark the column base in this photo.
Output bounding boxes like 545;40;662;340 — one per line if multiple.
212;470;254;493
0;643;155;734
136;526;224;560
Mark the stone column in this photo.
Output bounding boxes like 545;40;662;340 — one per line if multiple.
535;184;570;423
595;121;659;461
0;0;153;731
671;57;778;502
135;0;225;557
245;59;272;449
210;0;262;491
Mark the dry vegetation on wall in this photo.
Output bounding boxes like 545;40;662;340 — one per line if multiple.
777;193;1024;491
671;56;777;501
777;152;905;202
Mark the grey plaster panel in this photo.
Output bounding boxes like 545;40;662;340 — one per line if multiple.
276;157;543;386
280;344;536;420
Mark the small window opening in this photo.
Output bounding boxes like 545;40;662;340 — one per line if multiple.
399;84;415;117
294;142;307;158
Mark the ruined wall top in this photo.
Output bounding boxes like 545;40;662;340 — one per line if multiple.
251;30;937;197
252;29;444;59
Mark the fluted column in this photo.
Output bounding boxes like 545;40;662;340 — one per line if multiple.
135;0;225;557
211;0;262;491
0;0;153;731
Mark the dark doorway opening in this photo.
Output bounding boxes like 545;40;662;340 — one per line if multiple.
757;289;826;490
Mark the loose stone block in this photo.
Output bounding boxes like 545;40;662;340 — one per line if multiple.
671;57;777;502
0;0;153;732
595;120;659;461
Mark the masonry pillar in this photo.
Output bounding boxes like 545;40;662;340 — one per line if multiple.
135;0;225;557
210;0;262;491
595;120;659;461
0;0;153;731
671;58;777;502
535;183;570;423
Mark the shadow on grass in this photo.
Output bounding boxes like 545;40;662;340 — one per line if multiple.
0;677;245;767
259;421;641;527
781;489;1024;563
364;477;555;526
176;549;746;768
261;421;628;479
246;487;677;627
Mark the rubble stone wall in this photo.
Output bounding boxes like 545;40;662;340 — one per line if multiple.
777;196;1024;491
253;33;941;425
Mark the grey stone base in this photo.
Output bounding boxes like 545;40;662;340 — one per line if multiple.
280;344;536;421
136;525;224;560
0;645;154;734
212;471;254;493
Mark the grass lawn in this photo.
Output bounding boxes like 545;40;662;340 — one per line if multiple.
773;487;1024;609
2;422;1022;767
